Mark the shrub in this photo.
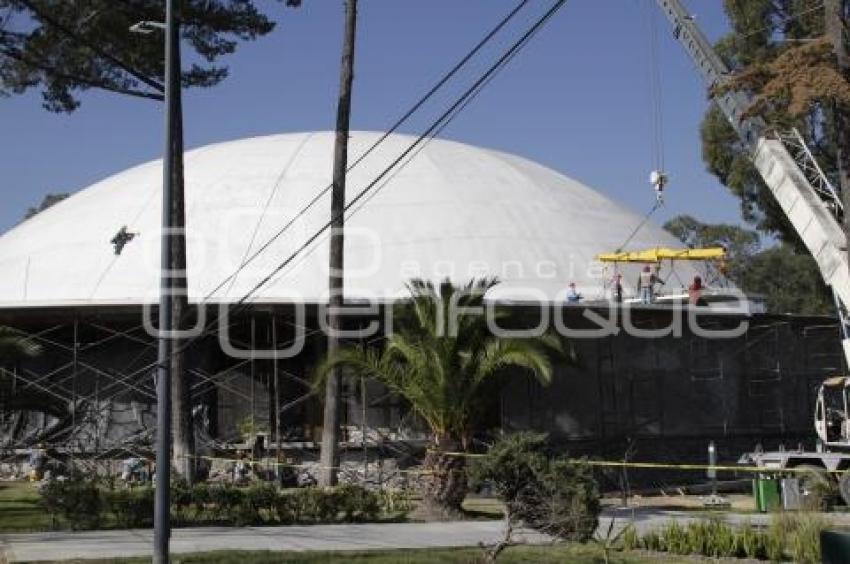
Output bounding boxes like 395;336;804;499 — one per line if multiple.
274;489;296;524
737;521;766;560
170;480;194;525
333;484;381;522
104;486;154;528
471;433;600;542
631;513;832;561
39;477;397;529
705;519;738;558
377;488;412;518
244;483;278;524
621;524;639;551
40;478;103;530
191;483;212;521
764;526;786;562
787;513;827;564
685;520;708;555
641;531;662;552
659;521;690;555
208;484;245;523
298;487;338;522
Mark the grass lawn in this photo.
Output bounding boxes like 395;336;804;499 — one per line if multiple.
459;496;504;519
42;544;699;563
0;480;53;532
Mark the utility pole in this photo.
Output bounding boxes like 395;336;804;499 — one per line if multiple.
169;16;194;485
319;0;358;488
154;0;188;560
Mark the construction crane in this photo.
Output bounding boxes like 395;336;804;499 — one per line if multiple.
655;0;850;504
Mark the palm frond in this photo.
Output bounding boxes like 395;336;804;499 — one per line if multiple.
315;277;562;444
477;338;555;387
0;326;42;362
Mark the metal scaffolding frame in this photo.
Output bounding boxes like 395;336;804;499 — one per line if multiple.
0;307;422;484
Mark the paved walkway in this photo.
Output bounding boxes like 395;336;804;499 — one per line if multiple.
0;521;548;562
5;508;847;562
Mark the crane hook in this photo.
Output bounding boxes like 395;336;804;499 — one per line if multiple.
649;169;667;204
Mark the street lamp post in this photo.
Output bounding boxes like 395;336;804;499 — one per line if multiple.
131;1;180;561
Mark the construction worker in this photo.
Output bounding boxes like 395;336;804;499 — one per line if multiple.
121;456;144;483
612;273;624;303
637;266;653;304
688;275;706;306
567;282;583;303
27;443;48;481
637;265;665;304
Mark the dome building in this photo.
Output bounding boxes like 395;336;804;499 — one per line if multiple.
0;132;837;466
0;131;700;307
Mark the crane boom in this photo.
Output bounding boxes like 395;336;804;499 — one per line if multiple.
654;0;850;363
653;0;762;148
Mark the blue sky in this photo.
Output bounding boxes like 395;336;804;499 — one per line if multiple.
0;0;741;234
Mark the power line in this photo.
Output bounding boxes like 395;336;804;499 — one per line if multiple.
233;0;568;311
645;0;665;172
138;0;569;372
41;0;534;366
202;0;532;304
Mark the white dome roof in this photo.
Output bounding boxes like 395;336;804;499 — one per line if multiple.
0;131;698;307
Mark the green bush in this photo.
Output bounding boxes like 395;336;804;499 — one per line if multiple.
377;488;412;518
40;478;103;530
641;531;662;552
242;483;278;524
684;520;707;555
170;480;194;525
208;484;245;523
191;482;212;520
333;484;381;522
38;478;400;529
705;519;738;558
274;489;296;524
737;521;766;560
620;525;639;551
659;521;690;555
471;432;600;542
787;513;826;564
104;487;154;528
629;512;828;562
300;487;338;522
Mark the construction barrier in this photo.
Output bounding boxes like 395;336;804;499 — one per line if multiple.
178;452;847;476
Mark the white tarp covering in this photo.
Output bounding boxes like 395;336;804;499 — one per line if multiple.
0;131;700;306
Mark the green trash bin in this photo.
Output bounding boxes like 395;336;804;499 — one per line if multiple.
753;477;780;512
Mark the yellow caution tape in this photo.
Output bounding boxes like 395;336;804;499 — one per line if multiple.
430;451;845;475
178;452;844;476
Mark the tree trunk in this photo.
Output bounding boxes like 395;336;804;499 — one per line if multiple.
319;0;358;488
417;439;468;520
826;1;850;266
168;12;194;484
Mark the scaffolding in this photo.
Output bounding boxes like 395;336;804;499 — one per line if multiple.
0;306;423;485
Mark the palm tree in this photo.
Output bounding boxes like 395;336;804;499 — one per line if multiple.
317;278;561;518
0;326;48;412
0;326;41;364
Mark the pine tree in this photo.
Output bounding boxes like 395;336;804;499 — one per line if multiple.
701;0;850;243
0;0;299;112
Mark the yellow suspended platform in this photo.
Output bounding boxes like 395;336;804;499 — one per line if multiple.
595;247;726;263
